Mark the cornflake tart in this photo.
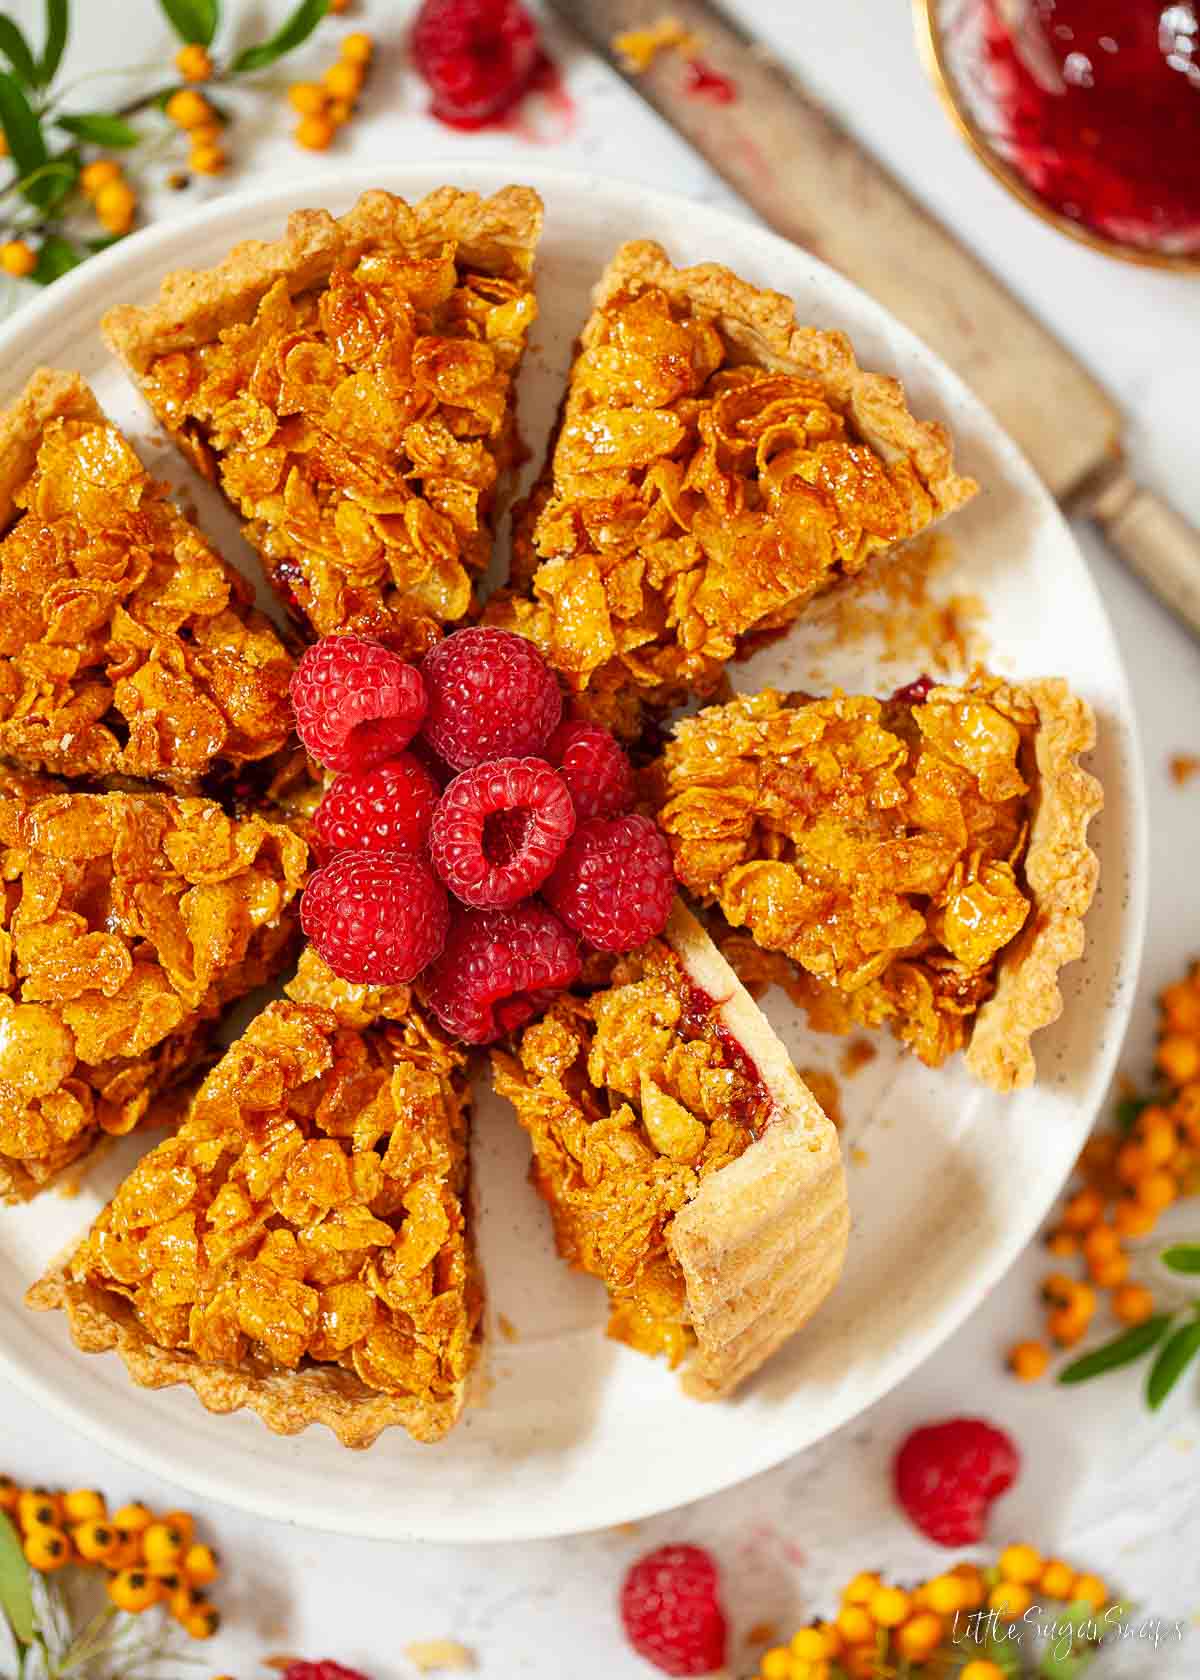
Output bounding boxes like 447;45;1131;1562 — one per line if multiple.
487;240;976;734
104;187;542;657
653;675;1102;1091
29;949;480;1448
0;785;306;1202
0;369;294;789
491;901;848;1398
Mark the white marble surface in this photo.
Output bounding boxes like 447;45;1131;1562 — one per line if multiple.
2;0;1199;1673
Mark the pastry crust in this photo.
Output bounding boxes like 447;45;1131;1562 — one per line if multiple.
664;903;849;1399
27;1265;459;1449
592;241;976;523
104;186;543;370
0;367;102;530
965;678;1103;1091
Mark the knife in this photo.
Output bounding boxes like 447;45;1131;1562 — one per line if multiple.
547;0;1200;637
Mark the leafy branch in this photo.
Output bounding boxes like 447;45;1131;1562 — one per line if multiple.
1060;1242;1200;1407
0;0;331;283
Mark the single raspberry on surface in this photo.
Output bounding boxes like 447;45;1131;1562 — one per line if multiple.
281;1665;371;1680
546;719;635;822
301;850;449;985
430;757;574;908
291;635;427;775
619;1544;728;1678
421;627;561;772
894;1417;1020;1547
545;813;675;952
422;901;580;1044
410;0;541;128
313;754;440;861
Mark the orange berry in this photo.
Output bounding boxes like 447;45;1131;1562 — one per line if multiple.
843;1646;880;1679
842;1572;880;1606
1116;1139;1150;1184
1113;1196;1159;1239
1163;977;1200;1032
952;1564;986;1609
72;1519;118;1562
182;1541;219;1584
924;1573;967;1614
189;143;226;175
165;89;211;129
295;114;335;150
1136;1107;1178;1165
1082;1222;1121;1264
989;1580;1032;1617
288;81;327;115
80;159;122;195
1136;1169;1178;1212
95;180;136;233
188;122;223;147
23;1527;69;1572
868;1585;910;1627
961;1664;1006;1680
1045;1227;1079;1258
789;1628;829;1661
836;1604;874;1645
328;0;351;11
1112;1282;1155;1324
1040;1558;1076;1598
108;1567;160;1613
62;1489;106;1523
182;1604;220;1640
896;1611;944;1662
1008;1339;1050;1381
1088;1251;1131;1289
1062;1186;1104;1228
1159;1034;1200;1088
0;132;8;156
1041;1271;1077;1307
326;98;354;125
0;240;36;278
1079;1133;1117;1172
1048;1305;1088;1346
323;60;364;100
998;1543;1043;1585
340;31;374;64
1071;1573;1108;1611
17;1489;60;1530
174;44;212;81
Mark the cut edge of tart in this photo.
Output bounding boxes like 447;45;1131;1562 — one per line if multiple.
0;366;296;790
103;187;544;653
663;902;849;1400
27;954;480;1449
493;899;848;1402
963;676;1102;1092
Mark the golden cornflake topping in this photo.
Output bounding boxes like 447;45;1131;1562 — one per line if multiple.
654;680;1037;1068
65;997;477;1412
139;243;536;654
0;787;306;1201
0;414;294;788
491;938;769;1365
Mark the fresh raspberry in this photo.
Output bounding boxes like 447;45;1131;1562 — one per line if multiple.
421;627;561;772
291;635;427;774
894;1417;1020;1547
423;902;580;1043
281;1666;371;1680
619;1545;728;1677
410;0;541;128
544;814;675;952
891;674;936;706
313;754;440;861
301;850;449;985
430;758;573;908
546;720;635;822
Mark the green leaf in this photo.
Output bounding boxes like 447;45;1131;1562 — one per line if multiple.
158;0;219;45
0;1511;34;1644
1115;1094;1150;1134
1161;1242;1200;1274
16;155;77;211
1146;1319;1200;1409
0;70;55;207
232;0;327;72
31;232;82;284
1058;1313;1174;1384
55;111;140;146
38;0;68;86
0;17;38;85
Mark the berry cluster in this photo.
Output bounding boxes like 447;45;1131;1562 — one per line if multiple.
289;31;376;151
292;627;676;1044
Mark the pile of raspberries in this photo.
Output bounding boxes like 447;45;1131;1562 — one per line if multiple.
292;628;676;1044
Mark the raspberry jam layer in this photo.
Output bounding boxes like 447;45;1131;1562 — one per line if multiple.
979;0;1200;254
679;978;772;1138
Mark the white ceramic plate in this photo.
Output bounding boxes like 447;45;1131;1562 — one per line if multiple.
0;163;1146;1542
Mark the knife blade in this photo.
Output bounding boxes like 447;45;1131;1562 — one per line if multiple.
546;0;1200;636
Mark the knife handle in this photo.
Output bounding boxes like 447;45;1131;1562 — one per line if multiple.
1079;462;1200;639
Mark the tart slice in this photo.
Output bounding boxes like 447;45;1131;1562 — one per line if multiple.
0;369;295;790
29;953;480;1448
652;675;1102;1090
491;901;847;1399
104;187;542;656
0;784;306;1201
486;239;976;734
